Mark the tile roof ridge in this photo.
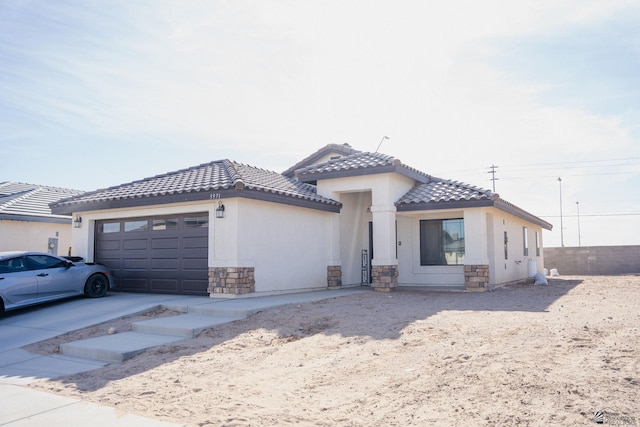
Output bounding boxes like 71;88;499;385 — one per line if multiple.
223;159;245;190
282;143;361;176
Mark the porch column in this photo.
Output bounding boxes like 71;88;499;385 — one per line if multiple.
463;209;491;292
327;208;342;288
370;205;398;291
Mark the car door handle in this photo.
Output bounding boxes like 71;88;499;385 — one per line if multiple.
37;273;49;277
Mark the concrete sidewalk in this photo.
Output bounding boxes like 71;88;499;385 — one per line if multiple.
0;287;367;426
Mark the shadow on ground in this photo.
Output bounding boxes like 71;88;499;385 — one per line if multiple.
45;277;582;392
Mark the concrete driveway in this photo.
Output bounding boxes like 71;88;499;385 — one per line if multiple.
0;292;211;352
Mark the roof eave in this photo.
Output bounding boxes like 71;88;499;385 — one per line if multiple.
51;188;341;215
0;213;72;224
396;199;494;212
396;198;553;230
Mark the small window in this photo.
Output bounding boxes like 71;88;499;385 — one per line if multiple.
124;220;148;232
419;218;465;265
100;222;121;233
185;216;209;228
504;231;509;260
153;218;178;231
535;231;541;257
523;226;529;256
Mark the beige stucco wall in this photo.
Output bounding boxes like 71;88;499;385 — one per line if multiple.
338;192;372;285
220;198;334;293
396;206;545;287
486;208;545;285
0;219;72;256
71;198;335;294
317;172;415;284
396;209;466;286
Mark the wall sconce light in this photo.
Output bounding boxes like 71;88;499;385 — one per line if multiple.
215;202;225;218
73;214;83;228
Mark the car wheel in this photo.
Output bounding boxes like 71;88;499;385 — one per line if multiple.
84;274;109;298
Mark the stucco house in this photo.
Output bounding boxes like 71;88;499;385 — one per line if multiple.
50;144;552;296
0;182;83;255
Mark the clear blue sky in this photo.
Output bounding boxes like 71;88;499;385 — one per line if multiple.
1;0;639;247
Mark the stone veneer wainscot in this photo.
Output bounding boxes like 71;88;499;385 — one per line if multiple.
371;264;398;292
327;265;342;288
464;264;490;292
208;267;255;295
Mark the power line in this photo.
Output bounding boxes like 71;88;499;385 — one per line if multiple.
540;212;640;218
435;157;640;176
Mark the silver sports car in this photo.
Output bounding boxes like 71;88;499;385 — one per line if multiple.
0;251;114;312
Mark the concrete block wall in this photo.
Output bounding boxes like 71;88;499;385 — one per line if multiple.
544;245;640;275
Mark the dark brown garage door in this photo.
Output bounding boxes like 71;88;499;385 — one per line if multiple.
95;213;209;295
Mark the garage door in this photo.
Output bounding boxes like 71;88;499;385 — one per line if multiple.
95;213;209;295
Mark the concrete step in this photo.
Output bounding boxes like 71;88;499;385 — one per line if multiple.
132;313;245;338
60;332;185;363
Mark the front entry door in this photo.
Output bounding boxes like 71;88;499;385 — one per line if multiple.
367;221;373;284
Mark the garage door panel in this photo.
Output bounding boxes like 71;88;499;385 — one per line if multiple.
183;236;207;249
151;258;179;270
152;238;179;250
123;258;148;269
97;258;121;269
123;239;148;250
183;258;208;270
122;278;148;290
182;280;209;293
150;279;180;292
97;240;120;251
96;213;209;295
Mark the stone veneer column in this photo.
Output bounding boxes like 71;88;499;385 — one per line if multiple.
464;264;489;292
371;264;398;292
208;267;255;295
327;265;342;288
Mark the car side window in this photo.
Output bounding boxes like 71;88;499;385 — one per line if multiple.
25;255;68;270
0;257;29;273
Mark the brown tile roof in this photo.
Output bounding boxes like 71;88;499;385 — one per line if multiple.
294;151;431;183
282;143;361;177
397;179;493;204
51;160;340;210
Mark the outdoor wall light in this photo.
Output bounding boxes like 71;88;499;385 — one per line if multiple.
215;202;225;219
73;214;83;228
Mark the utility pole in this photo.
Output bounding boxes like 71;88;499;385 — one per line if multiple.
576;201;581;246
488;164;499;192
558;177;564;247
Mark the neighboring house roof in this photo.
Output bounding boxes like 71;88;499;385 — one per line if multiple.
282;143;361;178
50;160;342;215
0;182;83;223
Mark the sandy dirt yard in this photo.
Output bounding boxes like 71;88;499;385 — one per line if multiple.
28;276;639;426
